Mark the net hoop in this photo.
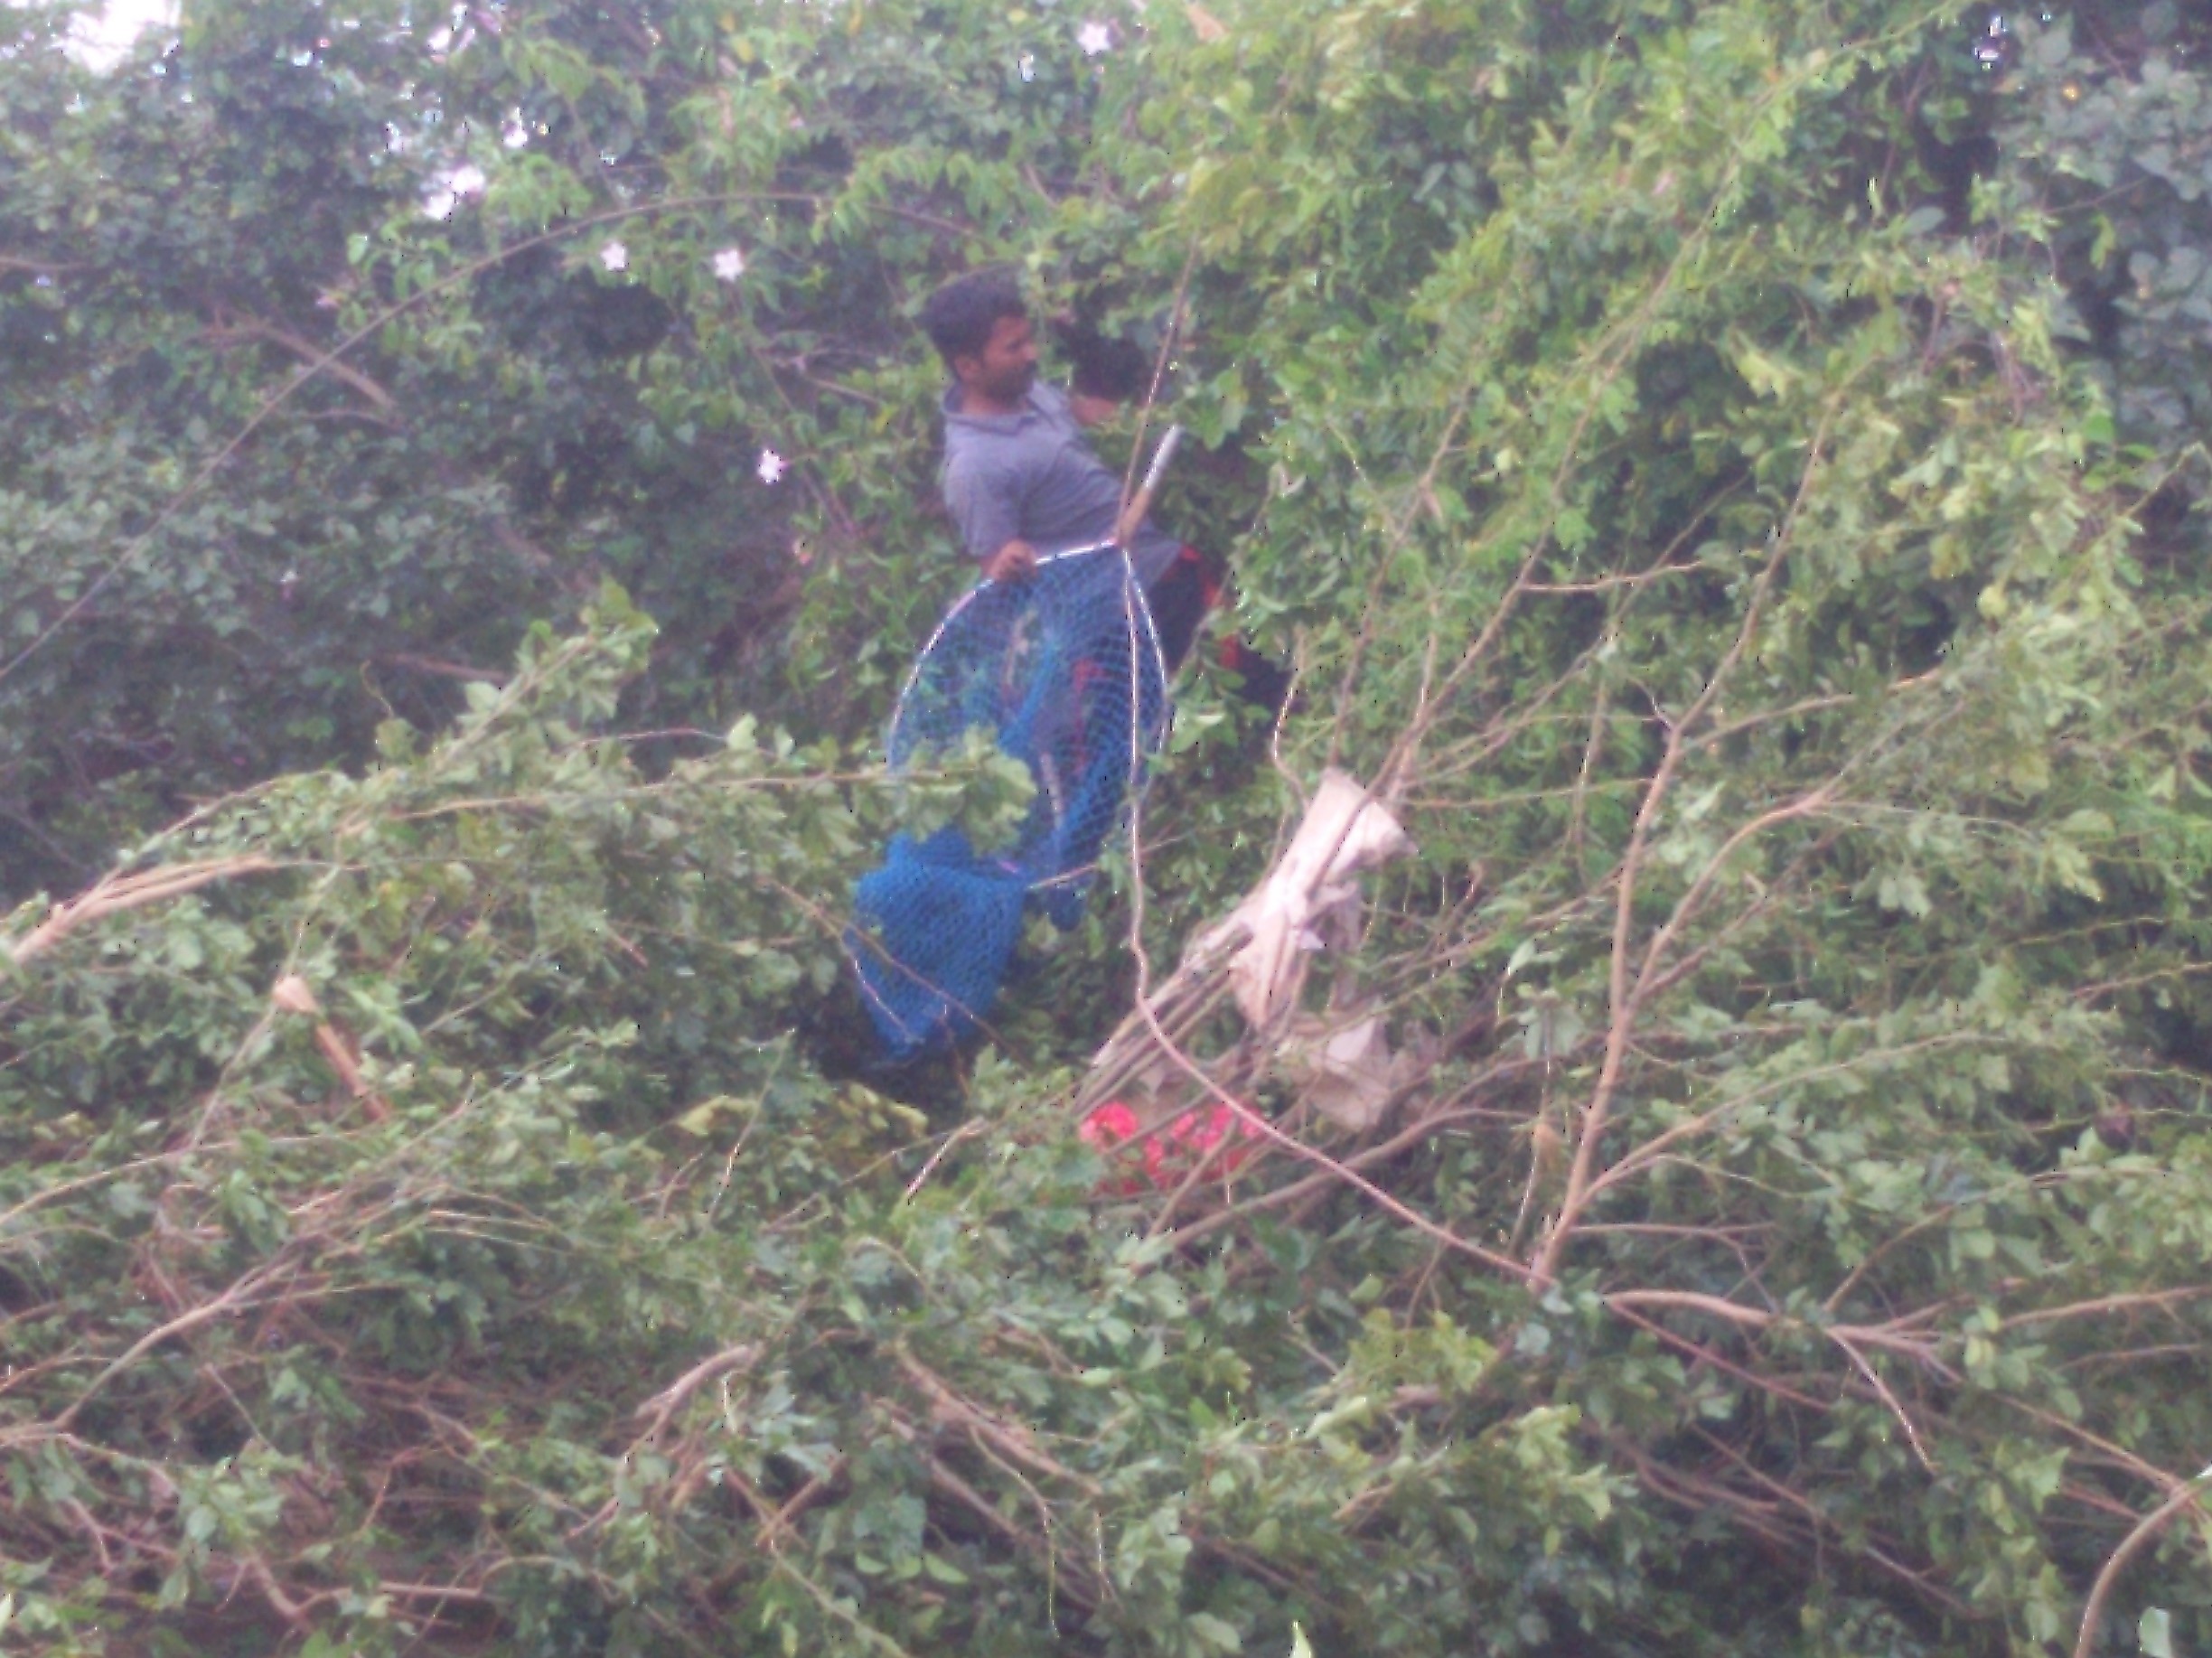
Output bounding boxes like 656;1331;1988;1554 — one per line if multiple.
888;539;1169;759
885;540;1172;892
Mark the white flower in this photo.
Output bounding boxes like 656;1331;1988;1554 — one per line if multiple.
419;163;484;221
1075;20;1111;54
1017;50;1036;80
711;247;746;282
757;447;786;485
598;240;628;273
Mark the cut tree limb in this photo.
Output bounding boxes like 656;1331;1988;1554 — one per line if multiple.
6;857;279;967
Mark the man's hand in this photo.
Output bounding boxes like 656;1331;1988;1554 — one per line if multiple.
1068;390;1120;429
982;539;1038;584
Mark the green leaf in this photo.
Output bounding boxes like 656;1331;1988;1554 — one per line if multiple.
921;1552;970;1586
1188;1612;1243;1652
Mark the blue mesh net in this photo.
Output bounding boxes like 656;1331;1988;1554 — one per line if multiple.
850;549;1171;1062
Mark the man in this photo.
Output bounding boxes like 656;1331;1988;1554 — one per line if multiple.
919;268;1285;698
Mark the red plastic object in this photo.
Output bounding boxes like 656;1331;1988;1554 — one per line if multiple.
1080;1100;1263;1194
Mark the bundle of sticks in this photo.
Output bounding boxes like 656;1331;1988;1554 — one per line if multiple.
1077;769;1420;1138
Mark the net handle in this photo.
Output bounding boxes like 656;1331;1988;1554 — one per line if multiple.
1123;424;1183;541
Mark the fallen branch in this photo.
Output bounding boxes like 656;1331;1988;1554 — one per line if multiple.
204;317;399;417
56;1258;306;1429
374;651;505;683
2072;1469;2212;1658
7;857;281;966
633;1344;762;1440
895;1352;1101;1498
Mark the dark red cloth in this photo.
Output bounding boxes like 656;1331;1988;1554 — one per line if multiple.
1143;545;1289;711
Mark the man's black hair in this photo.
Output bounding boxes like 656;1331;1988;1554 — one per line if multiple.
920;269;1027;369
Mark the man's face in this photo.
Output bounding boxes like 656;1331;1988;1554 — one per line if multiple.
957;314;1039;406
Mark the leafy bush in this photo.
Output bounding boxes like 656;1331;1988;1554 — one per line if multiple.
7;0;2212;1653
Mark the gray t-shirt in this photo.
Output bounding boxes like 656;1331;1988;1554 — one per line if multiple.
939;381;1183;586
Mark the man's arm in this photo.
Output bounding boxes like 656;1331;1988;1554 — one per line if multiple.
1055;382;1154;544
945;454;1035;583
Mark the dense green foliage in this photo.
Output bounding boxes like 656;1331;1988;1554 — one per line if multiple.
8;0;2212;1653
